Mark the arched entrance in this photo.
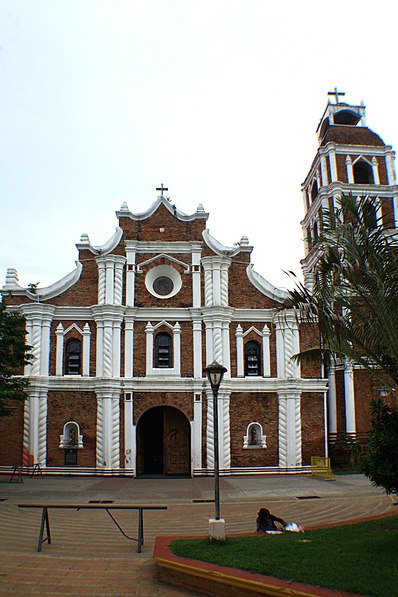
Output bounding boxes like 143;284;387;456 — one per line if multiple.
136;406;191;476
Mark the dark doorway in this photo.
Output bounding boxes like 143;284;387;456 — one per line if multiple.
64;449;77;466
136;406;191;476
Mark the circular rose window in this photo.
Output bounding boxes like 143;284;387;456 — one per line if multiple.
145;265;182;299
153;276;174;296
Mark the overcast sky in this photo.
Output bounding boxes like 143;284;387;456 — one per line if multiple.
1;0;398;291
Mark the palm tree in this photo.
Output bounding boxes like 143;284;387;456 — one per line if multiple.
283;194;398;492
284;194;398;391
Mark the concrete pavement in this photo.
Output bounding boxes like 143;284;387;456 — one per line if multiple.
0;473;395;595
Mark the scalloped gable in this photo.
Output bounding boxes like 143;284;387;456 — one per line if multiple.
116;196;209;222
75;227;123;256
202;229;253;257
246;264;289;303
2;262;83;300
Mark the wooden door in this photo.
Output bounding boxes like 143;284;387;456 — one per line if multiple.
163;407;191;476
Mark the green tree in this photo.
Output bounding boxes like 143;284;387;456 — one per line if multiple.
284;195;398;387
363;399;398;494
0;302;30;415
283;195;398;492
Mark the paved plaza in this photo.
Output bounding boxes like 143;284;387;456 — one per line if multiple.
0;473;395;595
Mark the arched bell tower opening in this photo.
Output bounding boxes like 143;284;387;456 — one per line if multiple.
136;405;191;477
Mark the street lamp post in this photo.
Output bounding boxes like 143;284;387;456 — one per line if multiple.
204;361;227;536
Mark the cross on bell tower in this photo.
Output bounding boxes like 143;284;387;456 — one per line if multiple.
328;87;345;104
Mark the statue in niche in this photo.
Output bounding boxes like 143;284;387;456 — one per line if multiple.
250;427;258;445
68;427;77;446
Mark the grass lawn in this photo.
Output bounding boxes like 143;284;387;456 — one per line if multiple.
171;514;398;597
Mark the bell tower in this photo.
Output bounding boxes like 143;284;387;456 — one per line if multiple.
301;89;398;288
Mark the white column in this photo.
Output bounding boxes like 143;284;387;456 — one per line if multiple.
329;148;338;182
213;320;223;364
192;393;202;470
96;320;104;377
205;321;214;365
105;261;114;304
82;323;91;376
55;323;64;376
103;321;113;377
371;157;380;185
222;321;230;379
278;392;302;468
145;322;154;374
97;259;106;305
320;155;329;186
262;324;271;376
386;152;396;185
218;391;231;469
275;318;285;378
103;398;113;468
25;319;34;376
213;262;221;306
40;318;51;376
202;261;213;306
31;319;42;376
193;320;202;377
112;321;121;377
220;262;230;307
126;253;136;307
173;322;181;376
346;155;354;183
97;395;120;469
124;393;134;469
327;364;337;434
235;325;244;377
114;259;125;305
124;320;134;378
24;390;48;465
192;251;201;308
344;359;356;434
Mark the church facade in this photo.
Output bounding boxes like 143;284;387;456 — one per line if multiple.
1;95;396;475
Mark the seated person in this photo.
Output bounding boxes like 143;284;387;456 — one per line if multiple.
256;508;287;533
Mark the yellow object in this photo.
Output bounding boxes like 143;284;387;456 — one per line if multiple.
311;456;335;481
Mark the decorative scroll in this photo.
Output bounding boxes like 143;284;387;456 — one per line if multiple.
114;265;123;305
22;398;31;466
31;324;41;376
204;269;213;306
37;393;48;466
97;262;106;304
110;397;120;468
221;395;231;469
96;398;105;467
206;393;214;468
278;398;288;468
220;269;228;306
103;326;113;377
294;397;302;466
284;328;294;378
213;330;223;364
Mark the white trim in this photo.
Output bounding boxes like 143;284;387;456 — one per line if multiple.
246;265;288;303
116;196;209;222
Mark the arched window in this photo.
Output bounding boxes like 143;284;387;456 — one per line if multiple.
353;160;373;184
155;333;172;368
311;179;318;202
65;339;82;375
245;341;261;376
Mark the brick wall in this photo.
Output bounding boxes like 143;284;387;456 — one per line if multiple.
0;400;24;466
230;393;279;467
133;392;193;424
301;392;325;463
47;390;97;466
